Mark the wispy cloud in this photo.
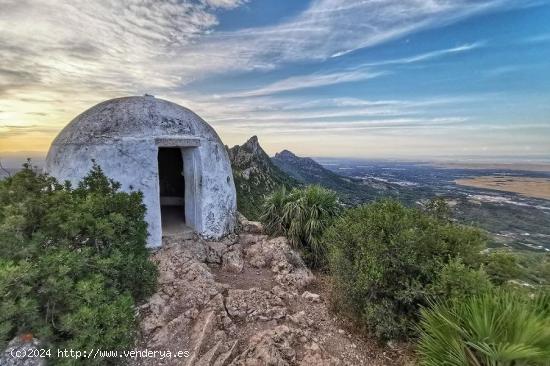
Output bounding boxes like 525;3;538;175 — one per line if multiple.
0;0;546;157
202;0;249;9
363;42;486;66
224;70;387;98
523;33;550;44
0;0;524;99
0;124;61;138
484;65;522;77
220;42;483;98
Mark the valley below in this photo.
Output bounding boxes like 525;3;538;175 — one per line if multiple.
317;158;550;252
455;176;550;200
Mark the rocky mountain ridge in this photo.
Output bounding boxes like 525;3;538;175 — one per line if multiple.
227;136;298;219
229;137;397;217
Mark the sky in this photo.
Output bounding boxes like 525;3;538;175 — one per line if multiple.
1;0;550;164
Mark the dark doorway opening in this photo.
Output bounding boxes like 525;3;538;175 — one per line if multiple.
158;148;186;235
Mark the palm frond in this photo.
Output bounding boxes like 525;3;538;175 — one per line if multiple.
418;290;550;365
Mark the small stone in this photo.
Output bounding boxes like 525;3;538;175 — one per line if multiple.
242;220;264;234
309;342;320;352
301;291;321;302
222;249;244;273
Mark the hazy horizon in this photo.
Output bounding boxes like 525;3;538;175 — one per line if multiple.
2;146;550;170
1;1;549;159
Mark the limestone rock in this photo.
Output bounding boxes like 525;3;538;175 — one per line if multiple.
0;335;46;366
225;288;287;321
222;247;244;273
300;349;340;366
239;217;264;235
205;241;228;264
134;231;412;366
230;325;299;366
301;291;321;303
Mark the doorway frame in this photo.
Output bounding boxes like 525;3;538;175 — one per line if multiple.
155;136;202;234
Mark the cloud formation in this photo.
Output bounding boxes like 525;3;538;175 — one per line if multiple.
0;0;547;158
0;0;526;99
221;42;484;98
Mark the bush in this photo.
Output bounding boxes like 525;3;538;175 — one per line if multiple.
325;199;488;340
484;250;525;285
261;185;341;268
418;290;550;365
0;162;157;364
430;258;492;300
423;196;451;221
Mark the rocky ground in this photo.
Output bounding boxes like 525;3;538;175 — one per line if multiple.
134;219;413;366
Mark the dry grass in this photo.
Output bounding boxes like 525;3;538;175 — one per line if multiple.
455;176;550;200
435;162;550;172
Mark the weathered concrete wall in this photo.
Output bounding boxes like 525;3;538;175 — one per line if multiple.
45;96;237;247
195;139;237;237
46;139;163;246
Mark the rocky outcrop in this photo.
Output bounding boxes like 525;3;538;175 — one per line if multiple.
227;136;298;220
0;335;46;366
134;217;412;366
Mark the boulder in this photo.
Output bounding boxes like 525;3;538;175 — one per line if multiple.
0;335;46;366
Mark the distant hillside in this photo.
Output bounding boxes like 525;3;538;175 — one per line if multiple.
272;149;396;205
227;136;299;219
228;137;402;218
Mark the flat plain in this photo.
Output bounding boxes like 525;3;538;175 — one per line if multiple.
455;176;550;200
437;162;550;173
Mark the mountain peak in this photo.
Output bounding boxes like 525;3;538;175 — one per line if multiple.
227;136;298;219
243;135;260;152
275;149;297;159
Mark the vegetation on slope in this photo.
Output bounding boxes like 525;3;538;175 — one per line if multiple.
272;149;396;206
0;161;157;364
260;183;549;345
324;199;490;340
261;185;341;268
228;136;298;220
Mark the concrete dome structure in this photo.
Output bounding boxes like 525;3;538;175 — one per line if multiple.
45;96;237;247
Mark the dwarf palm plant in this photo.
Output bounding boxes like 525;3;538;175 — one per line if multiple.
261;185;340;268
417;290;550;366
260;186;292;236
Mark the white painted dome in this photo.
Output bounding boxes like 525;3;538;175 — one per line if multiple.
52;96;221;145
46;96;237;247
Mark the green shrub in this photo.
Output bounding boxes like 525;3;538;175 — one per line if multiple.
484;251;526;285
423;196;452;221
430;258;492;300
418;290;550;365
325;199;488;340
261;185;341;268
0;162;157;364
261;186;293;237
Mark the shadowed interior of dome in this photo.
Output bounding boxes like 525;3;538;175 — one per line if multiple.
158;148;187;235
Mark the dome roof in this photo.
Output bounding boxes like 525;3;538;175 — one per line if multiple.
52;96;216;145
